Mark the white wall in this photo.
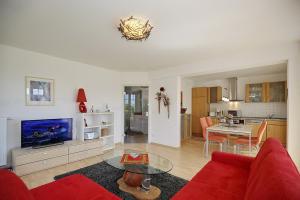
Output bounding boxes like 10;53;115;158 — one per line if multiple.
181;78;193;114
149;76;181;147
0;45;149;165
149;43;300;167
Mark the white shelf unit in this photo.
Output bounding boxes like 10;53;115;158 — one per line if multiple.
77;112;115;151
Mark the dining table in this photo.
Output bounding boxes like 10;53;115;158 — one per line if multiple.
205;124;252;157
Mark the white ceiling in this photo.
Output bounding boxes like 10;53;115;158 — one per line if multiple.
0;0;299;71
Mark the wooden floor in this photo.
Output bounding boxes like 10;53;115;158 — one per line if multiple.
20;138;255;189
124;134;148;143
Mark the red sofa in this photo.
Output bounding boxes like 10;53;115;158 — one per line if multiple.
1;138;300;200
172;138;300;200
0;170;121;200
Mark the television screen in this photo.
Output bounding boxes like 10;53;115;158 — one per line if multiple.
21;118;72;148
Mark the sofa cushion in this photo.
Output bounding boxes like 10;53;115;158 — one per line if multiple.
0;169;35;200
244;152;300;200
30;174;121;200
171;180;241;200
250;138;286;172
172;160;250;200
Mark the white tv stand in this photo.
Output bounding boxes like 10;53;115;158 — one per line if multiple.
12;138;104;176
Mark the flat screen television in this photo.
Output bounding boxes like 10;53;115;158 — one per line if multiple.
21;118;72;148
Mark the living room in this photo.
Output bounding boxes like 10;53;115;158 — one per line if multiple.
1;1;300;200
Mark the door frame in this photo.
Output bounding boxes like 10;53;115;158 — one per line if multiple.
122;85;150;144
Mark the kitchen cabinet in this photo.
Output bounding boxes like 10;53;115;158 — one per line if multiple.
265;81;287;102
192;87;209;137
266;120;287;147
181;114;192;140
208;87;222;103
245;83;267;103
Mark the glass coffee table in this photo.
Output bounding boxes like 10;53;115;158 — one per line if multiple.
103;149;173;200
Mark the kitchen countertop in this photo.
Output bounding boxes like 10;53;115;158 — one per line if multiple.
210;116;287;121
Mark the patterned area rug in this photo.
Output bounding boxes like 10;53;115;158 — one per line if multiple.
54;162;187;200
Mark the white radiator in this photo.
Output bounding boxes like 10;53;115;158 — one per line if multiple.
0;118;7;166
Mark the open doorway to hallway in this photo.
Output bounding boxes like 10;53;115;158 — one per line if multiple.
124;86;149;143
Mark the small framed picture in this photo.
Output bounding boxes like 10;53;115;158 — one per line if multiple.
25;76;55;106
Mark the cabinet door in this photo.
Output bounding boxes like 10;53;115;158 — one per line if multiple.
209;87;222;103
192;88;209;137
267;121;287;146
266;81;286;102
245;83;267;102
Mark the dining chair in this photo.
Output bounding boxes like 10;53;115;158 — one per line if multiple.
205;116;228;139
233;120;267;154
200;117;227;153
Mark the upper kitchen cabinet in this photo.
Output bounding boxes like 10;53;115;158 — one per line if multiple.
265;81;287;102
208;86;222;103
245;83;267;103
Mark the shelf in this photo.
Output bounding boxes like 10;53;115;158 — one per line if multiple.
81;112;113;116
84;125;101;129
103;146;114;151
84;124;113;129
100;135;114;139
101;124;113;128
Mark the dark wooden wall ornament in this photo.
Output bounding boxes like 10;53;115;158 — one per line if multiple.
155;87;170;118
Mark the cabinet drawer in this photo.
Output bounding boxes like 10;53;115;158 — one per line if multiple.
69;147;102;163
14;147;68;166
267;120;287;126
69;140;101;154
15;155;68;176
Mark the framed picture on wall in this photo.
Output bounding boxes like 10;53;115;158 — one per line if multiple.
25;76;55;106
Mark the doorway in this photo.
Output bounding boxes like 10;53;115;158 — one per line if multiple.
124;86;149;143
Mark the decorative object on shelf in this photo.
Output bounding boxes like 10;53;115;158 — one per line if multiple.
105;104;110;112
90;105;94;113
101;128;109;136
118;16;153;41
84;131;96;140
76;88;87;113
155;87;170;118
25;76;54;106
84;118;88;127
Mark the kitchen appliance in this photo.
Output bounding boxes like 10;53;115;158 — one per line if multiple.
228;110;242;117
227;77;244;102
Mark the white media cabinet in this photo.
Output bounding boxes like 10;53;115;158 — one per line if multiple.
12;112;115;176
12;139;103;176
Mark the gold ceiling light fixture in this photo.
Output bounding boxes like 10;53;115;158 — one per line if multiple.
118;16;153;41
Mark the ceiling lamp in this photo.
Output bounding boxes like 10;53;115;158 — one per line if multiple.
118;16;153;41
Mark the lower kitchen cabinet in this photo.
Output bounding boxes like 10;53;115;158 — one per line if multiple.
266;120;287;147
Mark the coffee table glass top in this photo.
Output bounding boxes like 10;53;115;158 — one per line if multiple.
103;149;173;175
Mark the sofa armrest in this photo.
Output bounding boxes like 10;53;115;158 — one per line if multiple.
212;151;254;170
